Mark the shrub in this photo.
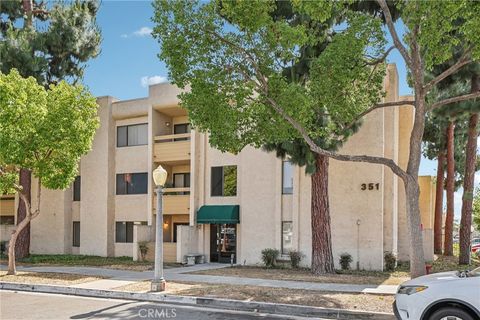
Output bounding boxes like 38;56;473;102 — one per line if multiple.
261;248;279;268
384;251;397;271
396;260;410;272
339;253;353;270
289;250;303;268
138;241;149;261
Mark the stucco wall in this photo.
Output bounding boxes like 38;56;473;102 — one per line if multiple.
177;225;199;263
149;83;183;109
327;108;385;270
115;195;148;222
1;225;15;242
112;97;148;120
79;96;115;257
30;182;69;254
419;176;435;229
133;224;154;261
397;101;415;261
115;243;132;257
383;64;400;255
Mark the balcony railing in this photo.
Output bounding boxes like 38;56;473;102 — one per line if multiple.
153;133;191;163
154;187;190;215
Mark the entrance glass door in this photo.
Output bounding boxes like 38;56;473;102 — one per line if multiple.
210;224;237;263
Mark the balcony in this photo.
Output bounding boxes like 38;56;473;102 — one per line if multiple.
153;133;191;164
154;187;190;215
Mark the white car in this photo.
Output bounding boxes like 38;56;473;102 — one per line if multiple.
393;267;480;320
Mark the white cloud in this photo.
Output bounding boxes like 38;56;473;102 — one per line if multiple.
141;75;168;88
133;27;153;37
121;27;153;38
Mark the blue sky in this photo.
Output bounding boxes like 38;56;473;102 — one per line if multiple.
82;1;473;218
83;1;168;100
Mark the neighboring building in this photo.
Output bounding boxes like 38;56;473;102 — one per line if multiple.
3;64;436;270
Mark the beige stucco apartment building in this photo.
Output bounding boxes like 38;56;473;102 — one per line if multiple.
0;64;436;270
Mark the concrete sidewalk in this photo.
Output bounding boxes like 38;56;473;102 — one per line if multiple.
0;264;399;294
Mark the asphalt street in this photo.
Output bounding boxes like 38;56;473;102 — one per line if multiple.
0;291;327;320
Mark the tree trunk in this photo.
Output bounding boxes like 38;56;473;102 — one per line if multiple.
8;179;41;275
7;205;36;275
405;179;426;277
22;0;33;28
434;151;445;254
458;113;478;264
444;121;455;256
459;108;479;264
15;169;31;259
459;74;480;264
311;154;335;274
405;84;427;278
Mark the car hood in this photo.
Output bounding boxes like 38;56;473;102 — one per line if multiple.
402;271;459;286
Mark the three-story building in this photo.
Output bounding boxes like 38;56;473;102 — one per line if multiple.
3;64;436;270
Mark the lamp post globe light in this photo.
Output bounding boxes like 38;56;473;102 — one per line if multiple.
152;165;168;292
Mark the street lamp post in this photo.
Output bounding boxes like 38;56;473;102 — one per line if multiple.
151;165;168;292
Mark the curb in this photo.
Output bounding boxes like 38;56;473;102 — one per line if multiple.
0;282;395;320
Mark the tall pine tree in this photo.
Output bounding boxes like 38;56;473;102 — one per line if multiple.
425;63;480;257
423;111;448;254
457;65;479;264
0;0;101;258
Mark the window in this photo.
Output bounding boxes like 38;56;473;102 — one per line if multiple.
282;221;293;254
116;221;134;243
72;222;80;247
282;161;294;194
173;173;190;195
173;123;191;141
73;176;81;201
0;216;14;225
117;123;148;147
116;173;148;195
211;166;237;197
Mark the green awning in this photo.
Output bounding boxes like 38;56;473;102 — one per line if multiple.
197;205;240;224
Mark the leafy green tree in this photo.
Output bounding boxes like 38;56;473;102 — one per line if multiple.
152;0;480;277
0;0;101;85
423;110;448;254
0;69;99;275
153;0;387;274
424;89;471;256
0;0;101;258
